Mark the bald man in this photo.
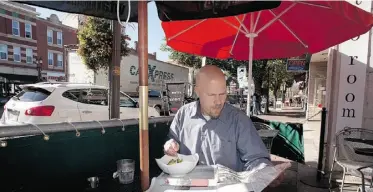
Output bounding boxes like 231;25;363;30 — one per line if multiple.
164;65;272;172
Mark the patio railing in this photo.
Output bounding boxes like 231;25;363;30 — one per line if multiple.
0;116;304;191
0;117;173;191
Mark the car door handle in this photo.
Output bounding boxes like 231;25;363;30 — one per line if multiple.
82;110;92;114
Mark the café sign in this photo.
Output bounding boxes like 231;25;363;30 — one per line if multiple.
286;53;311;72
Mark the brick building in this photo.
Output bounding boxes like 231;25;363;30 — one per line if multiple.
0;1;77;95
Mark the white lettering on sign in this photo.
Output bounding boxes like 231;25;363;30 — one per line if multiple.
335;53;367;133
48;76;66;81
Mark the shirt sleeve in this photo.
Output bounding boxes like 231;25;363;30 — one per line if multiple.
236;113;273;171
168;109;182;143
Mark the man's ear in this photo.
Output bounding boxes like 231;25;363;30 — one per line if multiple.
194;85;200;97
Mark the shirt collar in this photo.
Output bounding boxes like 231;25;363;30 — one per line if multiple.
192;101;230;123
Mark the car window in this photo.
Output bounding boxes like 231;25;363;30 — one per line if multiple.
149;90;160;98
62;90;81;102
79;89;108;106
13;87;51;102
120;92;136;107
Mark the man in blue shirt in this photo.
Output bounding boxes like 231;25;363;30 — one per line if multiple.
164;65;272;171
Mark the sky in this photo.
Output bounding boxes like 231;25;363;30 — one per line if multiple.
33;2;170;62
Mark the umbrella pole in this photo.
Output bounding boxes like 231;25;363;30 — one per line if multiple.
246;35;254;116
246;14;255;116
138;1;150;190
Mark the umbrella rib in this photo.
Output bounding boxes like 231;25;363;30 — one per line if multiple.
230;14;248;55
253;11;262;32
167;19;207;41
297;1;331;9
269;10;308;48
256;2;296;34
221;18;249;35
235;15;250;33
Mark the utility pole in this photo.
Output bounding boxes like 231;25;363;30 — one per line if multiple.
109;20;121;119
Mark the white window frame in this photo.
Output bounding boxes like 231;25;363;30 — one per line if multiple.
26;48;33;64
0;44;7;60
57;32;63;46
13;47;21;62
48;52;54;66
12;20;20;36
57;54;63;67
47;29;53;45
25;23;32;39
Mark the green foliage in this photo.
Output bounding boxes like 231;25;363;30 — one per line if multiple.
77;17;130;72
266;59;294;99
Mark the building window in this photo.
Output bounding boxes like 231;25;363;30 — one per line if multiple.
48;52;53;66
12;12;19;18
13;47;21;62
25;23;32;39
57;32;63;46
57;54;63;67
12;20;20;36
26;48;33;64
0;9;5;14
47;29;53;45
0;44;7;60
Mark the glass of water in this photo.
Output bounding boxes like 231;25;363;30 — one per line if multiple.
113;159;135;184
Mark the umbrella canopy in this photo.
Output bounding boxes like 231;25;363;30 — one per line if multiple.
19;1;281;22
162;1;373;60
162;0;373;116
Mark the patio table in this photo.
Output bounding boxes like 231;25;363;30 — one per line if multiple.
344;138;373;156
145;155;294;192
79;155;296;192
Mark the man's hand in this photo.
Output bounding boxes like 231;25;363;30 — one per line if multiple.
269;162;291;188
163;139;180;156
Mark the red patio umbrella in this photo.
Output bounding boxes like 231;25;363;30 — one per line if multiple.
162;0;373;115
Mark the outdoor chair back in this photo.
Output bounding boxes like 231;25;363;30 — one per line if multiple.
253;122;278;153
329;127;373;192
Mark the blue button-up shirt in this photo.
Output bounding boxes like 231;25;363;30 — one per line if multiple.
169;101;272;172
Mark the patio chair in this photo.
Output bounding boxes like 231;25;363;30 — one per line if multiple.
328;127;373;192
253;122;279;153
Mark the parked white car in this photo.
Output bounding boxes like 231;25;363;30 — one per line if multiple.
1;82;160;125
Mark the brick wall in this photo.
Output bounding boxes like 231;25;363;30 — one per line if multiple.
36;19;77;72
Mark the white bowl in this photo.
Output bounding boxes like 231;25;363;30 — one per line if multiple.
155;153;199;177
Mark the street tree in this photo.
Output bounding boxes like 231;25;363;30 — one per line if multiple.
267;59;294;102
77;16;131;72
